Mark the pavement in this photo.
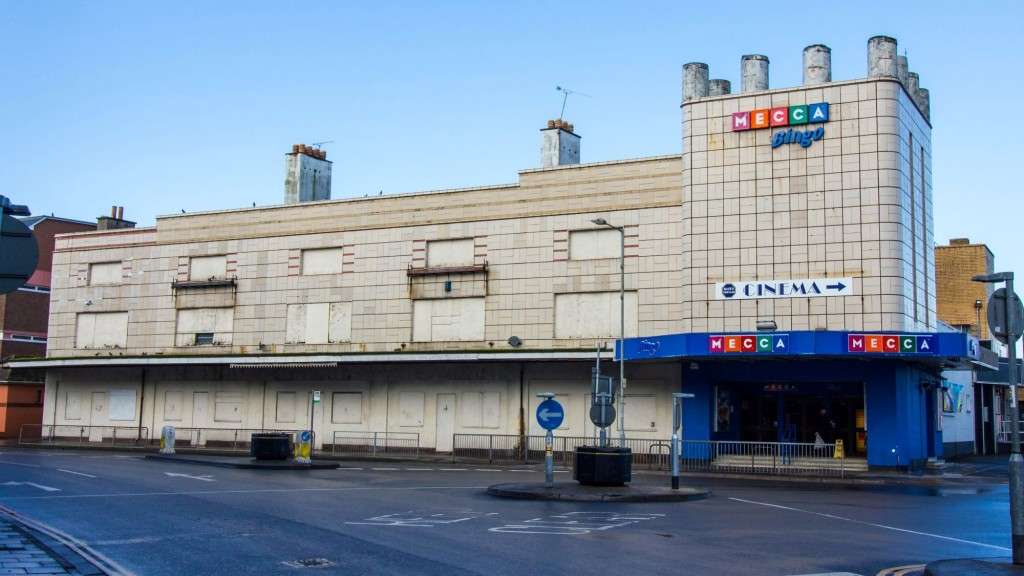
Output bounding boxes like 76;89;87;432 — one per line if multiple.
486;481;710;501
0;448;1015;575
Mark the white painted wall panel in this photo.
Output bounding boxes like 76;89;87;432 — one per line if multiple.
189;255;227;280
304;303;330;344
569;229;619;260
276;391;296;423
301;248;343;275
412;298;485;342
624;394;657;431
108;389;136;421
164;391;183;421
75;312;128;349
554;292;638;339
65;391;82;420
331;392;362;424
328;302;352;343
460;392;483;428
88;262;122;285
175;308;233;346
426;238;474;267
398;392;424;427
285;304;305;343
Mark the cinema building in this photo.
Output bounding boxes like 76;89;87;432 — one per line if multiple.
12;36;981;469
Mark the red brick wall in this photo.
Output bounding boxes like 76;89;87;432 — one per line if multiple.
31;219;94;274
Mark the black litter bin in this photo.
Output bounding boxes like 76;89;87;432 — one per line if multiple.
251;433;293;460
574;446;632;486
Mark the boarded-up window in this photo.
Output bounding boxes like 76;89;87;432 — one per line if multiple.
301;248;343;275
175;308;233;346
398;392;424;427
460;391;500;429
65;391;82;420
189;255;227;280
214;391;243;423
569;229;620;260
286;302;352;344
426;238;474;268
109;390;136;421
332;392;362;424
276;391;296;423
554;292;638;339
89;262;122;285
623;394;657;431
412;298;485;342
75;312;129;349
164;391;183;421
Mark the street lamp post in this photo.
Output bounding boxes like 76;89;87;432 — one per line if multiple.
592;218;626;447
974;272;1024;564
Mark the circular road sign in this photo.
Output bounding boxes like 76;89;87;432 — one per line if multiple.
589;403;616;428
536;398;564;431
0;215;38;295
988;287;1024;345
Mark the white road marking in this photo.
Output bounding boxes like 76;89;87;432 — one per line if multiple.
475;469;501;472
337;467;364;470
371;468;399;471
1;481;60;492
163;472;214;482
0;460;41;468
729;497;1010;552
404;468;433;471
440;468;467;471
57;469;97;478
489;511;664;536
0;485;490;501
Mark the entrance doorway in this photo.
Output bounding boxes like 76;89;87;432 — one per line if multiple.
722;381;865;456
435;394;455;453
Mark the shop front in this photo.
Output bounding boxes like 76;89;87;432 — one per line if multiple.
621;331;979;468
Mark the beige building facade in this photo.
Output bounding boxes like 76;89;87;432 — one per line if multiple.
15;36;968;467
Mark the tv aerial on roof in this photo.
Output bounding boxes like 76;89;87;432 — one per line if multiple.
555;86;591;120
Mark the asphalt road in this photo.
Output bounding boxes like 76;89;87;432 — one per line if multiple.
0;449;1011;576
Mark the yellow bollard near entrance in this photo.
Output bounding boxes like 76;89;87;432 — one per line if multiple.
833;438;845;459
293;430;312;465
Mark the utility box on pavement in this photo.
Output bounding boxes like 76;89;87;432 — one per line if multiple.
159;426;176;455
574;446;632;486
251;432;293;460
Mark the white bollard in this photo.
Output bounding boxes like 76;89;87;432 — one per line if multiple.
159;426;176;455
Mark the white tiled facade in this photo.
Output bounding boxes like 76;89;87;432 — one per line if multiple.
681;78;934;333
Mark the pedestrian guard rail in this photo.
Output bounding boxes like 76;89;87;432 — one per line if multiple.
329;431;420;458
19;424;149;447
451;434;851;477
998;420;1024;444
171;428;302;452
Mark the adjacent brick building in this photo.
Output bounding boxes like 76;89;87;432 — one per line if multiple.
935;238;994;340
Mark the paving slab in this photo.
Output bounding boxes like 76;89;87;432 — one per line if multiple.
145;453;339;470
486;481;710;502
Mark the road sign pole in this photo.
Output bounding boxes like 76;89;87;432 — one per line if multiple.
1007;277;1024;564
670;397;680;490
544;429;554;488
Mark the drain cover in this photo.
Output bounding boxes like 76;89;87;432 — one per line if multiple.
282;558;336;569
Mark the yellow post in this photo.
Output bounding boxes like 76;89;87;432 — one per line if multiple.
834;438;845;459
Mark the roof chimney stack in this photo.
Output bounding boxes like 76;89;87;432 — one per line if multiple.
682;62;710;102
284;144;333;204
97;206;135;230
540;119;580;167
740;54;769;93
867;35;898;78
802;44;831;85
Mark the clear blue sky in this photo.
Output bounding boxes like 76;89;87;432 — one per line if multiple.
3;1;1022;278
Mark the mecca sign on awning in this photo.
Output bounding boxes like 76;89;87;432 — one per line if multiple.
715;277;853;300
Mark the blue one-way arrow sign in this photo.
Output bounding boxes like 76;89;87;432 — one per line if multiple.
536;398;564;431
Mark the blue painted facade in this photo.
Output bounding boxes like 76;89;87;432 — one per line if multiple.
617;331;977;468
